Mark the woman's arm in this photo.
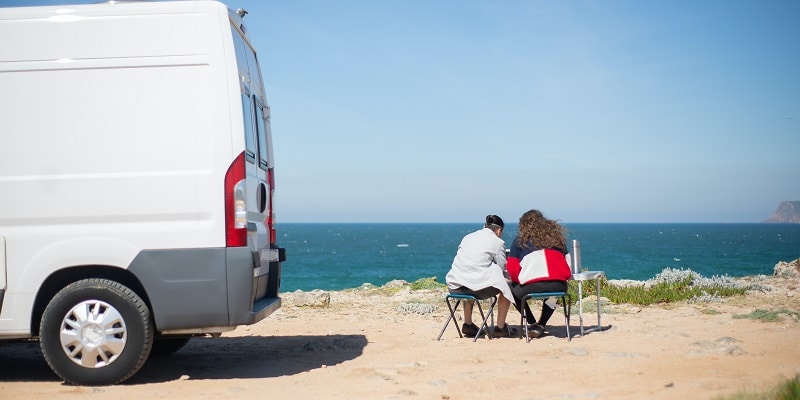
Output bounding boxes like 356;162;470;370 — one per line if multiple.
506;239;523;283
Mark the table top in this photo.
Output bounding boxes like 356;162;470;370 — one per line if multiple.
572;271;605;280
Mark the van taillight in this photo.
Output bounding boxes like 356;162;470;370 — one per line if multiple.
224;152;247;247
267;167;276;244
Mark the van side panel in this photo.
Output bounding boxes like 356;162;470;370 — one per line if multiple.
0;236;6;310
127;246;280;331
127;249;229;329
0;6;227;336
0;9;222;246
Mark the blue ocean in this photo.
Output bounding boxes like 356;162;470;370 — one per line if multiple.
276;223;800;292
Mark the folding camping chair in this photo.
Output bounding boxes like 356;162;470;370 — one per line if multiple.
519;291;571;342
436;293;497;342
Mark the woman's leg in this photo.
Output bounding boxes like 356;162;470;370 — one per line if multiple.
536;281;568;326
539;300;556;326
511;281;568;326
510;282;538;325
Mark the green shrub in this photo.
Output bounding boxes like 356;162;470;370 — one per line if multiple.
733;309;800;323
567;268;750;306
713;374;800;400
410;277;445;291
776;374;800;400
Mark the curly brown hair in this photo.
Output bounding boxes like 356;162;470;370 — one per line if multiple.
514;209;567;250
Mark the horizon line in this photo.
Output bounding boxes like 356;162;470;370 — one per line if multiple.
276;221;785;224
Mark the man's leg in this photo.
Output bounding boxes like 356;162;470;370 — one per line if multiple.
495;296;510;328
463;300;474;325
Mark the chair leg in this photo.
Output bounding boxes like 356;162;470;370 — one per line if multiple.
473;300;485;342
519;293;571;342
520;302;525;341
562;294;571;341
436;298;463;340
476;296;497;341
438;295;500;341
521;295;532;343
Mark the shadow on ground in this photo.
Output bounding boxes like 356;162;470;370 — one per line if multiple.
0;334;368;384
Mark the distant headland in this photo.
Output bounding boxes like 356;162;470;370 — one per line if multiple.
763;201;800;223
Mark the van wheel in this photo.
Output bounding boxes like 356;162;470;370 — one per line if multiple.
39;278;153;385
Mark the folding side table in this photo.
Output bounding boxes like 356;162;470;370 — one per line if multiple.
572;271;604;336
571;239;604;337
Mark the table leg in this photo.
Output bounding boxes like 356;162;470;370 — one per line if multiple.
577;280;585;336
595;277;602;330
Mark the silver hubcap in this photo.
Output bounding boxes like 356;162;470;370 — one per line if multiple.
59;300;127;368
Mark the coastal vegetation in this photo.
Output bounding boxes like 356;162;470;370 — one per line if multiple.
409;277;444;291
714;373;800;400
733;309;800;323
403;267;767;307
569;267;766;306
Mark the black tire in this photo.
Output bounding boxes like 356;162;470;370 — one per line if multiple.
150;336;191;357
39;278;153;385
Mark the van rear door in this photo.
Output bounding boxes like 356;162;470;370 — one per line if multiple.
230;15;282;299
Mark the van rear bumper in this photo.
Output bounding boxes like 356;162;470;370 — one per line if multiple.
128;246;282;333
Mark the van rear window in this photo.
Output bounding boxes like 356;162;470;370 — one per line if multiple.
231;25;265;100
240;92;257;163
254;98;270;168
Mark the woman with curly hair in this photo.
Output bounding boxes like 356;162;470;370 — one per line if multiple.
506;209;572;339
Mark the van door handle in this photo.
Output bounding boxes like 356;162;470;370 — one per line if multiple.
257;182;267;213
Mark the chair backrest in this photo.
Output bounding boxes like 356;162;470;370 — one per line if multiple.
571;239;582;274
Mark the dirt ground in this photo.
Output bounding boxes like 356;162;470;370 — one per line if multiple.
1;276;799;400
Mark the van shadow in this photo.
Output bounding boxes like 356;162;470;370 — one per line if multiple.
0;340;54;382
131;334;367;383
0;334;368;384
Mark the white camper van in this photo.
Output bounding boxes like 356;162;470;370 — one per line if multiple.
0;1;285;385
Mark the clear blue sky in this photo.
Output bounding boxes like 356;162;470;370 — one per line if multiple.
6;1;800;223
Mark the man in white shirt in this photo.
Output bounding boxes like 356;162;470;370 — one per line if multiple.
445;215;516;338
